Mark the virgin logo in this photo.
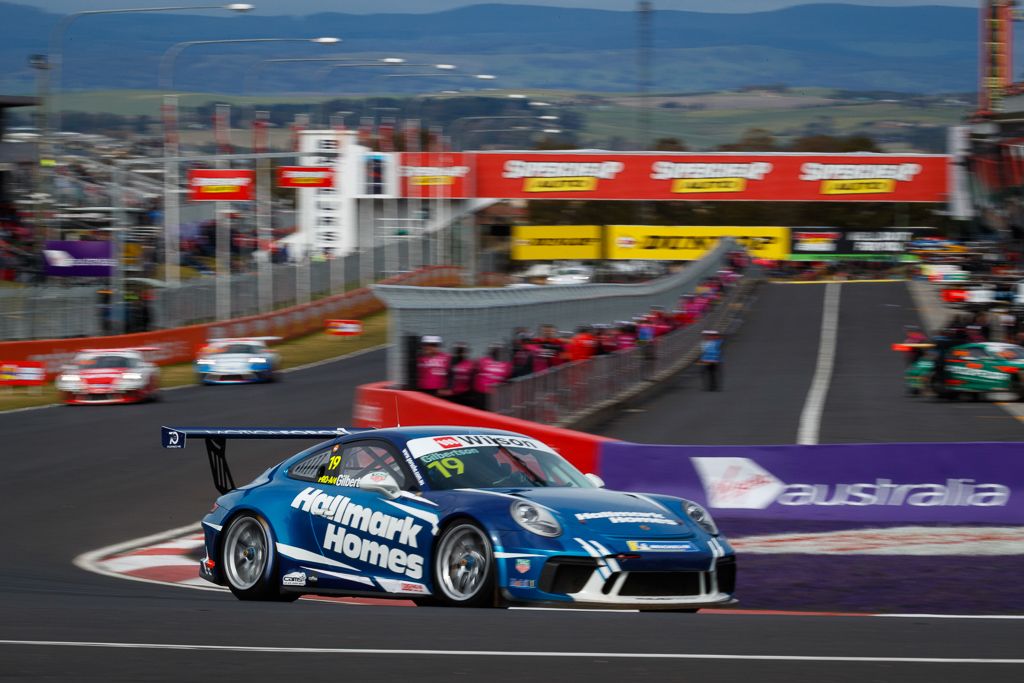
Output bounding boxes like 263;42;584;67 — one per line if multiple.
691;457;785;509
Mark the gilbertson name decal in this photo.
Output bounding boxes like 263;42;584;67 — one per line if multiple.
800;163;922;196
651;161;773;194
291;487;425;579
691;458;1010;509
503;160;624;192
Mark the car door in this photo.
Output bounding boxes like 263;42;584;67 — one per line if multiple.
306;440;433;594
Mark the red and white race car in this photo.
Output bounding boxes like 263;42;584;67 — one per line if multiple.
55;348;160;405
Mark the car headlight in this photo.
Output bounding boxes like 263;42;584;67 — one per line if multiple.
510;501;561;538
60;374;81;384
248;357;268;364
683;501;718;536
197;358;215;365
122;373;143;381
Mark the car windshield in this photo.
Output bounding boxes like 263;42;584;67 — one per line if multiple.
993;345;1024;360
407;436;593;490
79;355;134;369
215;343;260;355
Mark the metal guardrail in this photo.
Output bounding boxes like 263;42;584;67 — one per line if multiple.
487;279;750;425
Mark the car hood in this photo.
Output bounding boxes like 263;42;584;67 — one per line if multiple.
495;487;693;538
204;354;260;363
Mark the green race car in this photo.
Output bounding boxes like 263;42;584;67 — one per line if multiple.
905;342;1024;400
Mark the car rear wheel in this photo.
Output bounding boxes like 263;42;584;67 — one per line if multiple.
221;514;297;602
930;374;953;400
432;522;496;608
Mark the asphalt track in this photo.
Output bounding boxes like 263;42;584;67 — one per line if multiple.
2;299;1023;681
596;281;1024;444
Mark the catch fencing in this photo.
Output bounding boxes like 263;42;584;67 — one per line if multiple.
373;239;736;384
487;277;751;425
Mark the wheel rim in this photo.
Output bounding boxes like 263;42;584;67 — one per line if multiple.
223;517;268;590
436;525;490;601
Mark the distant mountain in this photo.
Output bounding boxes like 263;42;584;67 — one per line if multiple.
0;2;982;95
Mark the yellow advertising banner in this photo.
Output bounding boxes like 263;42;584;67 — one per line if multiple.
606;226;790;260
511;225;604;260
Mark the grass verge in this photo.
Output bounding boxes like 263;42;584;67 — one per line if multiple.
0;312;388;413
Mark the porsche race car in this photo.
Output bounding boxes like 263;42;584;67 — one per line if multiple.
903;341;1024;400
195;337;280;384
161;425;736;610
56;348;159;404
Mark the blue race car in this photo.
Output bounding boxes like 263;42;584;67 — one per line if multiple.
195;337;281;385
161;425;736;610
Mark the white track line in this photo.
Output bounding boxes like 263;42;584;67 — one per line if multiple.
0;640;1021;664
797;282;841;445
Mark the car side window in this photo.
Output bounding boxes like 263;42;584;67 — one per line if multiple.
288;448;335;483
327;441;410;490
967;347;990;359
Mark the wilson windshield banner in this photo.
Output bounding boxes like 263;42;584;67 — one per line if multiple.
599;442;1024;523
471;153;949;202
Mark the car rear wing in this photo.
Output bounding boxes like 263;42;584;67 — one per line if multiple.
161;426;365;494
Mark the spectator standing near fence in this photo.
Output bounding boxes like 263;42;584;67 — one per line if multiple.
511;334;537;378
417;336;451;396
474;344;512;407
699;330;723;391
442;342;477;406
534;324;567;370
567;326;598;362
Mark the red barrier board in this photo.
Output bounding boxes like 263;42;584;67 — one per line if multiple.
0;361;45;386
353;381;613;474
471;152;950;203
187;169;256;201
398;152;471;199
326;319;363;336
277;166;334;188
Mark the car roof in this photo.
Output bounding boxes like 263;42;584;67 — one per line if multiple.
348;425;533;442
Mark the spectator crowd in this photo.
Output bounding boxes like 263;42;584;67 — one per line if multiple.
415;252;748;409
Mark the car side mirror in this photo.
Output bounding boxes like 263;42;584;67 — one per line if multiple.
585;473;605;488
359;471;401;499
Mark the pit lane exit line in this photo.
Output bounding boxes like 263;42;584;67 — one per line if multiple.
0;640;1021;665
797;282;841;445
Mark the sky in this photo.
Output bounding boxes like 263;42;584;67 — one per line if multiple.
13;0;979;15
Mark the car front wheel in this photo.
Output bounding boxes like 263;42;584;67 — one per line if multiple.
431;522;496;607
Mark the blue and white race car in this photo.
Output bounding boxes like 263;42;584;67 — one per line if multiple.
161;425;736;610
195;337;280;384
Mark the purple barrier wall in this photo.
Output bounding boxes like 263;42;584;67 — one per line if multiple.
599;442;1024;523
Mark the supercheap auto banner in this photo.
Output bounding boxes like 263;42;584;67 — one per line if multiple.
470;152;949;202
511;225;603;260
187;169;255;202
398;152;471;199
607;226;789;260
599;442;1024;523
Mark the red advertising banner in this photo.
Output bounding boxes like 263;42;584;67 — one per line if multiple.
326;319;363;336
277;166;335;189
187;169;256;202
471;152;950;203
398;152;472;199
0;361;45;386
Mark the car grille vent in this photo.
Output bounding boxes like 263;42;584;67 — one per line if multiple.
539;557;597;595
618;572;703;597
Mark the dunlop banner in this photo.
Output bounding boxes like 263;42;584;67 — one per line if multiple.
606;226;790;261
511;225;603;260
472;152;949;202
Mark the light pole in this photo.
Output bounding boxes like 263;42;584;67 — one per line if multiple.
158;35;339;315
449;114;559;150
159;36;341;91
46;3;254;153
